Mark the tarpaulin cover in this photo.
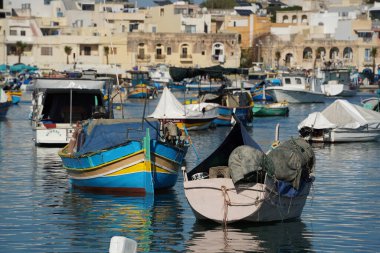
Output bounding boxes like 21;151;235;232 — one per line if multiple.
75;118;159;156
187;119;262;178
298;99;380;130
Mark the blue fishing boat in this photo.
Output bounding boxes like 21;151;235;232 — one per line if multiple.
126;70;157;99
58;118;188;194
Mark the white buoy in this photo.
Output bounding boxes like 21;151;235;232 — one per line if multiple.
109;236;137;253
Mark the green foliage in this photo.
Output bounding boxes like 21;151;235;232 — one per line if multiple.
240;47;255;68
200;0;237;9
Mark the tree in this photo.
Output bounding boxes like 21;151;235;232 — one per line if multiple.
240;47;255;68
275;51;281;69
104;46;110;65
313;48;323;73
64;46;72;64
371;47;377;82
15;41;27;63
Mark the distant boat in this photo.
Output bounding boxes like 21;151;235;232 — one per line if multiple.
298;99;380;142
58;118;188;194
252;102;289;117
126;70;157;99
148;87;219;130
183;119;315;224
361;90;380;112
266;75;325;103
0;88;12;118
199;89;254;126
320;68;358;97
5;90;22;104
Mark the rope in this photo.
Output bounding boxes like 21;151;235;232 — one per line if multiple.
221;186;231;227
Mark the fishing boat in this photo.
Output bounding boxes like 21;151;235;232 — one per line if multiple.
298;99;380;142
183;119;315;224
148;87;219;130
30;77;113;146
58;118;188;194
266;75;325;103
0;88;12;118
199;89;254;126
252;102;289;117
320;68;357;97
126;70;157;99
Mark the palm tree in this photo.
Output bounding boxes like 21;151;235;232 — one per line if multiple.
275;51;281;69
15;41;27;63
64;46;72;64
104;46;110;65
313;48;323;73
371;47;377;82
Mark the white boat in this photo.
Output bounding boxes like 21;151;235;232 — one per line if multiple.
149;64;173;89
183;120;315;224
266;75;325;103
30;78;113;146
320;69;357;97
148;87;219;130
298;99;380;142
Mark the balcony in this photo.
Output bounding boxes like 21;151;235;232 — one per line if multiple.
136;54;151;62
155;54;166;61
180;54;192;63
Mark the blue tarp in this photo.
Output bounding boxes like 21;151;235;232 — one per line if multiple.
76;119;159;156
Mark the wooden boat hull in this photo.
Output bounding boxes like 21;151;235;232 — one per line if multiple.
5;90;22;104
214;106;253;126
184;176;313;224
60;139;187;194
266;88;325;103
252;103;289;117
128;84;156;98
0;101;12;118
160;118;216;130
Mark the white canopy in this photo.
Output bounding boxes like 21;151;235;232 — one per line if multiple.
148;87;218;119
34;78;105;90
298;99;380;130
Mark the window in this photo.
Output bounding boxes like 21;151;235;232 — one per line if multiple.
365;48;371;61
202;51;205;55
185;25;196;33
84;46;91;56
152;26;157;33
167;47;172;55
20;30;26;36
160;8;164;16
109;47;117;55
10;30;17;36
41;47;53;56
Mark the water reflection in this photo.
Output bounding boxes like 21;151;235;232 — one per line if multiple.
186;221;312;253
60;190;184;252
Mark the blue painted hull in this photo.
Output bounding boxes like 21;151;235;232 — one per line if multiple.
60;139;187;194
214;106;253;126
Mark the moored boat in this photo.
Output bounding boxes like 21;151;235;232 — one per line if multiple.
266;75;325;103
148;87;219;130
183;119;315;224
298;99;380;142
252;102;289;117
0;88;12;118
58;118;188;194
320;68;358;97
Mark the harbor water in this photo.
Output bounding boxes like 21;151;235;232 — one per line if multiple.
0;91;379;252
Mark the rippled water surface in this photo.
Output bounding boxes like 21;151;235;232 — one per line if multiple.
0;91;379;252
